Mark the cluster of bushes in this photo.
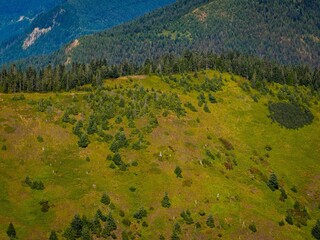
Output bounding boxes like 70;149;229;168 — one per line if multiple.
25;176;45;190
268;102;314;129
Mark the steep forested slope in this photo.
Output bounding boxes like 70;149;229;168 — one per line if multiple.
22;0;320;68
0;0;175;64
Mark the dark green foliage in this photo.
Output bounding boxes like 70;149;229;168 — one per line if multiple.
73;121;83;136
285;201;311;227
180;209;194;225
2;144;7;151
39;200;50;212
71;214;83;238
249;223;257;233
203;103;211;113
205;150;215;160
95;209;107;222
129;187;136;192
102;213;117;237
37;135;44;142
278;220;285;227
6;222;16;239
285;214;294;225
111;153;127;171
119;210;125;217
12;94;25;101
174;166;182;178
25;176;45;190
115;116;123;124
206;215;215;228
110;131;128;152
279;188;288;202
268;102;314;129
208;93;217;103
161;193;171;208
101;193;111;205
133;208;147;220
291;186;298;193
78;134;90;148
195;222;201;229
312;219;320;240
159;234;165;240
267;173;279;191
49;231;58;240
184;102;197;112
81;226;92;240
199;210;206;216
142;221;148;227
87;116;97;135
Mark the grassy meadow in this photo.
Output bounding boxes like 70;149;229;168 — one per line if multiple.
0;70;319;239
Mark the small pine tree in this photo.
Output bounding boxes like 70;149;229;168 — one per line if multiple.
174;166;182;178
267;172;279;191
101;193;111;205
7;223;16;239
81;226;92;240
203;103;211;113
249;223;257;233
312;219;320;240
73;121;83;136
161;193;171;208
49;230;58;240
71;214;83;238
78;134;90;148
206;215;215;228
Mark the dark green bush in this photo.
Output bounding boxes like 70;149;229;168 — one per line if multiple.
268;102;314;129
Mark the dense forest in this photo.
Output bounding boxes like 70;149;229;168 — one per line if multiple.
1;52;319;93
16;0;320;69
0;0;175;64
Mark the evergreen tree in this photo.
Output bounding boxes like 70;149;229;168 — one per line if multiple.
312;219;320;240
6;222;16;239
267;173;279;191
101;193;111;205
71;214;83;238
49;231;58;240
73;120;83;136
78;134;90;148
81;226;92;240
174;166;182;178
206;215;215;228
87;116;97;135
161;192;171;208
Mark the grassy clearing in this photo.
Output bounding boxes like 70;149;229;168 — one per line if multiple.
0;70;319;239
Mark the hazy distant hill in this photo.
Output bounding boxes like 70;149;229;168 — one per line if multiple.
0;0;175;64
20;0;319;68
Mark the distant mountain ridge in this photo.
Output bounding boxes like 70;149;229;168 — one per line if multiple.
0;0;175;65
16;0;320;69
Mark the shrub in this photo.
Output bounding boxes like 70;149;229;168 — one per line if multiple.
78;134;90;148
267;173;279;191
174;166;183;178
37;135;44;142
133;208;147;220
279;220;285;226
312;219;320;239
249;223;257;232
6;222;16;239
101;193;111;205
39;200;50;212
161;193;171;208
268;102;314;129
180;210;194;225
206;215;215;228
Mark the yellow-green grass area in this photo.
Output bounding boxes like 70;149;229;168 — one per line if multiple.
0;70;319;239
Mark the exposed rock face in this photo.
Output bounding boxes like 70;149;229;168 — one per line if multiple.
22;27;52;50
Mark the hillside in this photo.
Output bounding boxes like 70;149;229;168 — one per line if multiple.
0;0;175;65
18;0;320;68
0;71;319;239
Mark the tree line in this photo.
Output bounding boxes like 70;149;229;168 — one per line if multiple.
0;51;319;93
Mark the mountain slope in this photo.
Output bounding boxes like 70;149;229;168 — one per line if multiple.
0;71;319;239
23;0;320;68
0;0;175;65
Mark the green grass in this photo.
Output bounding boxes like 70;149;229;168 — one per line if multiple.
0;71;319;239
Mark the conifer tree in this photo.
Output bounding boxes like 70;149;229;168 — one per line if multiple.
49;231;58;240
206;215;215;228
6;222;16;239
174;166;182;178
78;134;90;148
101;193;111;205
267;173;279;191
161;192;171;208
